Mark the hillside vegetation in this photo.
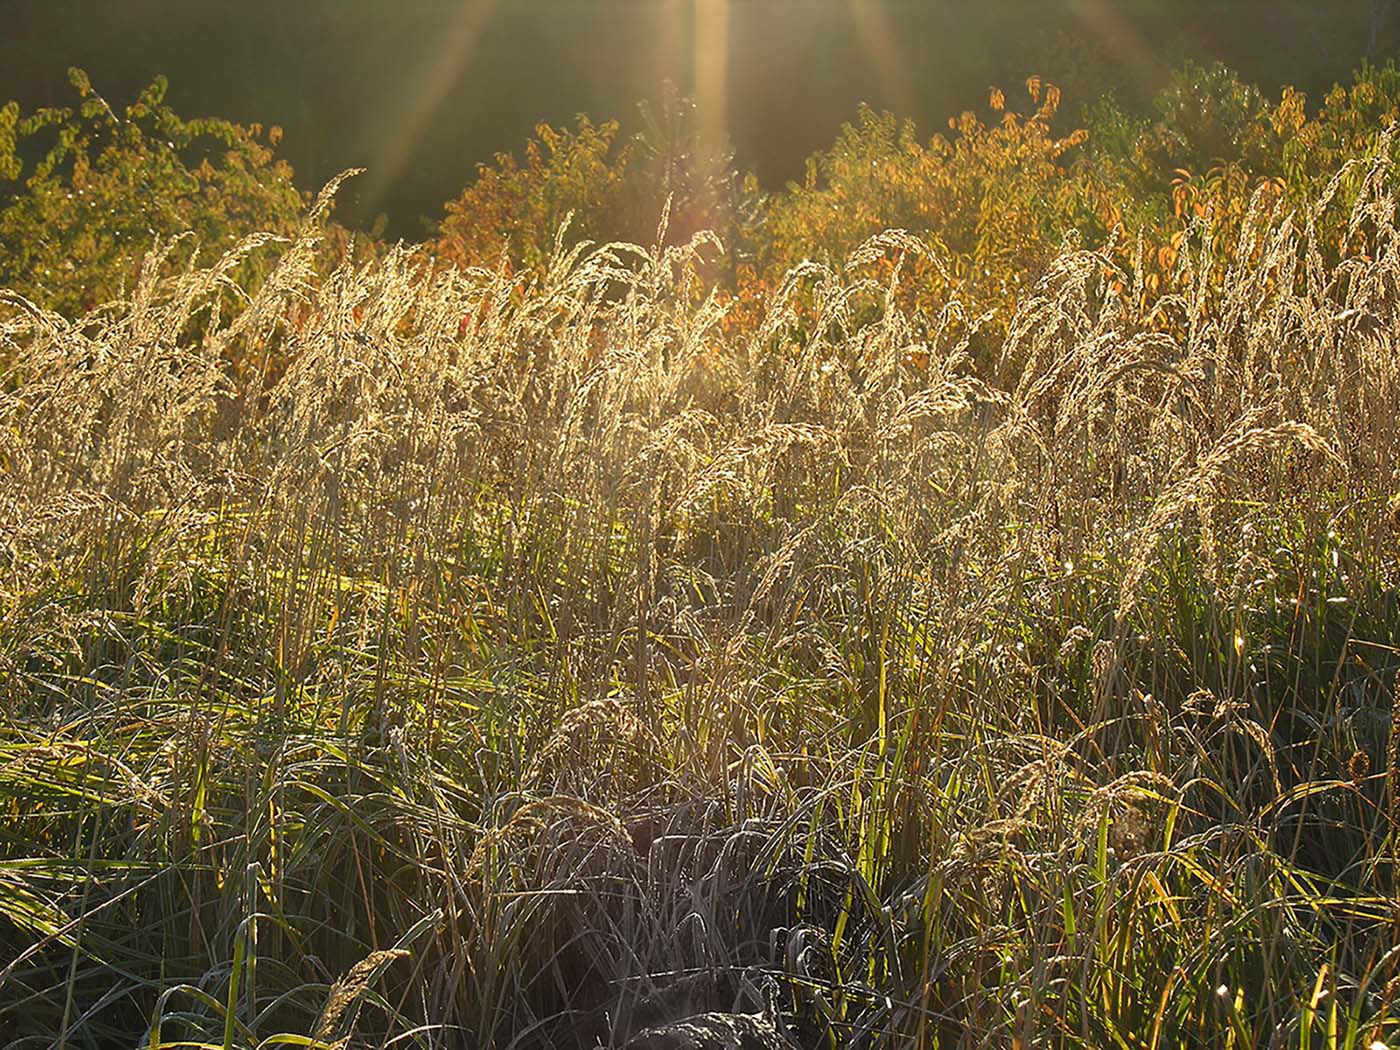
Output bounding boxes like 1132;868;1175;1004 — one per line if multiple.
2;64;1400;1048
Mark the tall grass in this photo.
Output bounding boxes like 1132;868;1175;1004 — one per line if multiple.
1;158;1399;1048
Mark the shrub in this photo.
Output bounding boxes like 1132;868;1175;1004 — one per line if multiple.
433;115;630;272
434;86;760;276
0;68;306;316
759;81;1090;342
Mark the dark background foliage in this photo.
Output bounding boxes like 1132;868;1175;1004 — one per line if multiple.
3;0;1397;235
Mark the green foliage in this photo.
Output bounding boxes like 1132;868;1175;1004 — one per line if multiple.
434;114;630;271
630;84;768;267
434;84;761;277
431;59;1400;357
760;81;1089;333
0;68;305;315
1147;60;1278;174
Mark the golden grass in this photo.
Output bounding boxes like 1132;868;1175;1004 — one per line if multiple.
1;156;1399;1048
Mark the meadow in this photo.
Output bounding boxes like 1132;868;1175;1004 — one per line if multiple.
2;63;1400;1048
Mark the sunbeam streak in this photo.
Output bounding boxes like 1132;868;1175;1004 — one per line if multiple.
1066;0;1168;93
694;0;730;155
359;0;501;217
849;0;918;117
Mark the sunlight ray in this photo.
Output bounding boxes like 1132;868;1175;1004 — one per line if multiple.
1066;0;1168;94
657;0;686;89
360;0;501;217
849;0;918;117
693;0;730;156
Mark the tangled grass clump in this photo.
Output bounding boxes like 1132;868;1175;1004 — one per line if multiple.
1;147;1400;1048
